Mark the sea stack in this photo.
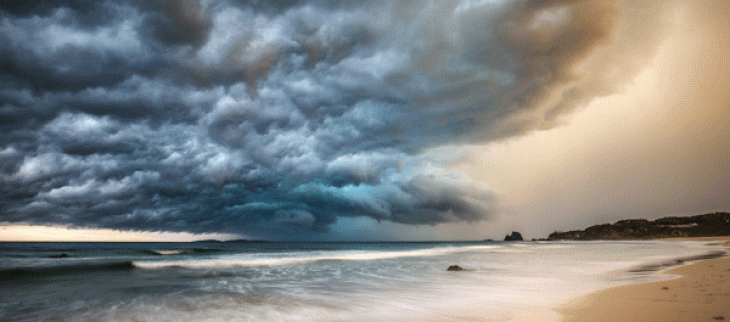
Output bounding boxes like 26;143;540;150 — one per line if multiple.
504;232;523;241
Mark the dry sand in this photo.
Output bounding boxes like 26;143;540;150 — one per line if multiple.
561;237;730;322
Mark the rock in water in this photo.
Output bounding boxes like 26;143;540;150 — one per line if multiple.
504;232;523;241
447;265;466;271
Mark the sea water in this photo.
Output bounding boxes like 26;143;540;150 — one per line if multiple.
0;240;724;322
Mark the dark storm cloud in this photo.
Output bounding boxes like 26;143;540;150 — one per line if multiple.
0;0;653;239
151;0;213;48
0;1;153;92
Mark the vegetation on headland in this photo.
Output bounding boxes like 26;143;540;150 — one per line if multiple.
547;212;730;240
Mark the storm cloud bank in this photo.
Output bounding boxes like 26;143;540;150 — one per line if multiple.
0;0;672;239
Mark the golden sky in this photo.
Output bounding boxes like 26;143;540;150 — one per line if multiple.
460;0;730;237
0;224;238;242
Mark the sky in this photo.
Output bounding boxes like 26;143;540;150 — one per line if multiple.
0;0;728;241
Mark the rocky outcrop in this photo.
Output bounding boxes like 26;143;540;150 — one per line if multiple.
547;212;730;240
447;265;467;271
504;231;523;241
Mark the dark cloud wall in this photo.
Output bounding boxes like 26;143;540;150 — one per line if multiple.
0;0;666;239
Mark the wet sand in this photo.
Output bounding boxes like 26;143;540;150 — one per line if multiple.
561;238;730;322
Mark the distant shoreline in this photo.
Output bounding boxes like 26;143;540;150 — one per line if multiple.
547;212;730;241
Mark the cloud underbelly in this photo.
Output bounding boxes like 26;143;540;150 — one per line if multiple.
0;0;675;238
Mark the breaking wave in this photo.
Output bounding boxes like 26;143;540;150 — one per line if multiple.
133;245;500;269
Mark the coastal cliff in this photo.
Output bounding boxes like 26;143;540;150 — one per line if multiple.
547;212;730;240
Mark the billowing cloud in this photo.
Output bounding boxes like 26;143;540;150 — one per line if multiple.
0;0;680;239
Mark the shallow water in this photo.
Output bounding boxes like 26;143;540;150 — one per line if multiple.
0;240;723;321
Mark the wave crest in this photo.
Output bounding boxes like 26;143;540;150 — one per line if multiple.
134;245;500;269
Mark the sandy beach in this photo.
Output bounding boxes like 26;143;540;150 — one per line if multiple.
561;237;730;322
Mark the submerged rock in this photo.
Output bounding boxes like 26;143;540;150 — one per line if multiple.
504;232;523;241
447;265;466;271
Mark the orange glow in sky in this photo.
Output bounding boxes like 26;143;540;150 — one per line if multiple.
0;224;238;242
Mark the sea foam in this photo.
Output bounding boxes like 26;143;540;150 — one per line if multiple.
1;240;724;322
133;245;501;269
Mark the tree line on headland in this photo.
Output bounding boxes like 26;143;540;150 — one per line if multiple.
546;212;730;240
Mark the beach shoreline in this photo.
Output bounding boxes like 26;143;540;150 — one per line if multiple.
559;237;730;322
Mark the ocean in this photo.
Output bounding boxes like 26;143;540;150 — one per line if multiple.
0;240;724;322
